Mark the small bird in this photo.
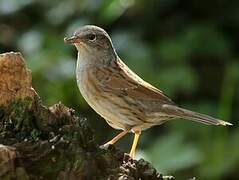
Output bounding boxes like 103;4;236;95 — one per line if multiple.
64;25;232;158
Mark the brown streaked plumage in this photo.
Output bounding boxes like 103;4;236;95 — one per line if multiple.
64;25;232;158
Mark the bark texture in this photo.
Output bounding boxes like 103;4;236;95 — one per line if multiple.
0;52;174;180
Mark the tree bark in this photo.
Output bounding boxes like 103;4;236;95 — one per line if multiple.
0;52;174;180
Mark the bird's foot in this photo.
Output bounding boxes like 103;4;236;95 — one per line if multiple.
99;143;114;150
123;153;134;162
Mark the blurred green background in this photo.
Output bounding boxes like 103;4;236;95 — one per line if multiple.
0;0;239;179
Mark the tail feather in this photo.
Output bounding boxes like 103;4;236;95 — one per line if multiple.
162;104;232;126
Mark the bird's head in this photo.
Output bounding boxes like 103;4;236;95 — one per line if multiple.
64;25;116;62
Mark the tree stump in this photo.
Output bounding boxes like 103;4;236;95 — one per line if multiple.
0;52;174;180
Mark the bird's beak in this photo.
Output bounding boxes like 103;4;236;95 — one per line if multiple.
64;35;80;44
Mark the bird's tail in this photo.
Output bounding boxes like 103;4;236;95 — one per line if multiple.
162;104;232;126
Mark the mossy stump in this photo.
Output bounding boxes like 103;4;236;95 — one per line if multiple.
0;52;173;180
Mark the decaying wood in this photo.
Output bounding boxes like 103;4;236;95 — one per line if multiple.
0;52;36;105
0;52;174;180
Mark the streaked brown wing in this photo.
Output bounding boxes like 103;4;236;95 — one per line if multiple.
95;58;175;110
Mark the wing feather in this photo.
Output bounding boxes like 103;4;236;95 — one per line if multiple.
95;58;175;111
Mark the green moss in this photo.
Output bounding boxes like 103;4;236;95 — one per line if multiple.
0;98;44;142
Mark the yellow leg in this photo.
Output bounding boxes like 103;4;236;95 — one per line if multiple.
129;131;141;158
104;131;128;145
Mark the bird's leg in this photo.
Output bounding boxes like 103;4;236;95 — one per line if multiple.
129;131;141;158
104;131;128;146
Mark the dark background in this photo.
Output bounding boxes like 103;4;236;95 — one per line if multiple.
0;0;239;179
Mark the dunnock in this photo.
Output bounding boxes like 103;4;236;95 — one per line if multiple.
64;25;232;158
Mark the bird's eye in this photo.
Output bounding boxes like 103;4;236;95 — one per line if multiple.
88;34;96;41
